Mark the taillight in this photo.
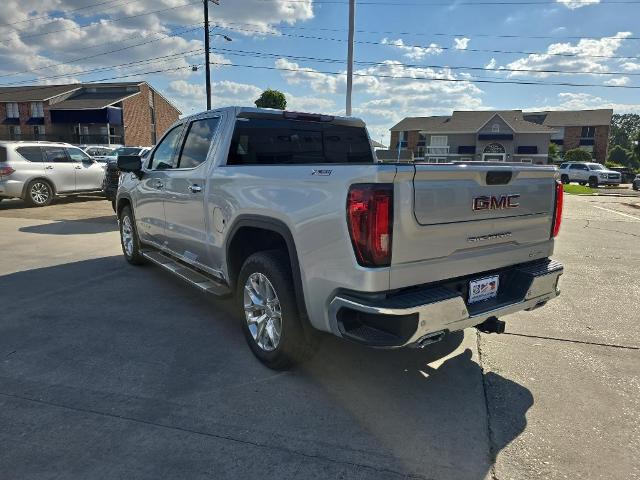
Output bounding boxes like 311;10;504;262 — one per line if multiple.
0;166;15;177
551;180;563;238
347;183;393;267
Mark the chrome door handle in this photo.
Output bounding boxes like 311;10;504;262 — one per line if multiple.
188;184;202;193
45;165;53;170
154;181;164;189
75;166;82;169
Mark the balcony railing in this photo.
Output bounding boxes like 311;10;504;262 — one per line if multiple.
426;145;450;155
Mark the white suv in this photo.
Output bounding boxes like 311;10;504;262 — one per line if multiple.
558;162;621;188
0;141;106;207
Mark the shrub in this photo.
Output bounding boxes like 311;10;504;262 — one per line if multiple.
564;148;592;163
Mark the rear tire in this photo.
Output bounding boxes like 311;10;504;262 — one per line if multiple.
25;179;53;207
588;177;598;188
237;250;316;370
561;174;569;184
118;205;145;265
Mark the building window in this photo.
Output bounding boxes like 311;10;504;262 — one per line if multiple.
491;123;500;133
33;125;45;140
9;125;21;140
415;146;425;158
397;131;408;148
581;126;595;138
6;102;19;118
30;102;44;118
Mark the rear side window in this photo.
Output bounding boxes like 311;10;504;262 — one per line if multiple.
44;147;69;163
559;163;568;169
16;147;43;162
177;117;220;169
0;146;6;163
227;118;374;165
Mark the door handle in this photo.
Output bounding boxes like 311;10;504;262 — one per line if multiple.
188;184;202;193
45;165;53;170
154;181;164;190
75;166;82;169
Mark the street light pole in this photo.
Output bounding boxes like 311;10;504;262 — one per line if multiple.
345;0;355;116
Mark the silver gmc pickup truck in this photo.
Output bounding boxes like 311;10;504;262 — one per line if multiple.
115;106;564;369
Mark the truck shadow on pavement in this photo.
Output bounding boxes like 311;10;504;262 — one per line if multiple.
0;256;533;480
18;216;118;235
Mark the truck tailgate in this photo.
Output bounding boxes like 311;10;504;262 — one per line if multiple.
390;163;558;289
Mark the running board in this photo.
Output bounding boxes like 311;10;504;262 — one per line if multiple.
141;250;231;297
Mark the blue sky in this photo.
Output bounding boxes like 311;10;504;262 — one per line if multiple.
0;0;639;143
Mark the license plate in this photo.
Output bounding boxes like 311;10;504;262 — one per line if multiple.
468;275;500;303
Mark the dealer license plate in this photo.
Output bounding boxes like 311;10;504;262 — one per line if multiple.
468;275;500;304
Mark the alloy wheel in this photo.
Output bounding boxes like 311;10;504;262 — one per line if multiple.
121;215;134;257
30;182;50;205
243;272;282;351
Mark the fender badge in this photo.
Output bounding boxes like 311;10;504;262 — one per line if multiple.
311;169;332;176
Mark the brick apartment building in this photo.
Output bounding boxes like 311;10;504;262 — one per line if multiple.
522;109;613;163
389;109;613;164
0;82;180;146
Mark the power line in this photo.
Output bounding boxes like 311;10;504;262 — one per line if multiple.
0;24;204;79
1;49;206;87
0;1;202;44
0;0;137;28
268;0;640;4
220;20;640;42
216;24;640;61
210;46;640;77
207;59;640;89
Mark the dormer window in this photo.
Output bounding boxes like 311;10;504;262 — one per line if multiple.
491;123;500;133
6;102;19;118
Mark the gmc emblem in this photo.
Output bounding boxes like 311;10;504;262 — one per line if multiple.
473;194;520;211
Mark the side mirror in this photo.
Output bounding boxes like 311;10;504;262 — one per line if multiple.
118;155;142;172
117;155;143;178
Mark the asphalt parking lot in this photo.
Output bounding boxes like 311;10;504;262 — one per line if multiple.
0;192;638;480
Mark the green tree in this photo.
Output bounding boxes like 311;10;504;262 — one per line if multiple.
254;89;287;110
564;148;593;163
607;145;631;166
548;142;559;160
609;113;640;149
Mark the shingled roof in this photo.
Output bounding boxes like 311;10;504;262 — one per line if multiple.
390;110;553;134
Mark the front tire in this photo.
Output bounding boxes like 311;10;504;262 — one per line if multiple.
237;251;316;370
561;174;569;184
25;180;53;207
118;205;145;265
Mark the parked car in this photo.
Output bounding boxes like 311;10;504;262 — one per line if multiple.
103;148;151;207
607;166;637;184
115;107;564;369
558;162;621;187
0;141;106;207
81;145;118;162
633;174;640;191
103;146;151;164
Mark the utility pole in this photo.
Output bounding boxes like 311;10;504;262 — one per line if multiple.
345;0;355;116
203;0;219;110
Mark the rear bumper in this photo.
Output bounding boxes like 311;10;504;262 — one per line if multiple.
329;259;563;348
0;179;25;198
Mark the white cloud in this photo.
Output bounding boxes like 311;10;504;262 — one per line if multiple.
453;37;470;50
533;92;640;113
381;38;443;60
501;32;632;78
620;62;640;72
604;76;630;86
556;0;600;8
485;58;497;69
0;0;313;83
